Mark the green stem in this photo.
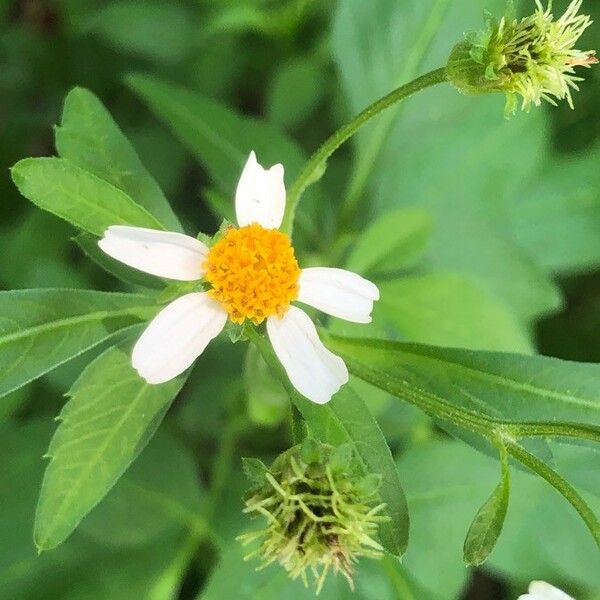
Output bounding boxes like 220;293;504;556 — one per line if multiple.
281;67;449;235
504;439;600;547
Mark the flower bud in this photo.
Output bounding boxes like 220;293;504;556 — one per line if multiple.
238;440;388;594
447;0;597;117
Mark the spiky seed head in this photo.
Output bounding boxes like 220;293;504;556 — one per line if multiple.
238;440;389;595
447;0;597;117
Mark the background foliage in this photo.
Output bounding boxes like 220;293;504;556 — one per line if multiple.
1;0;599;598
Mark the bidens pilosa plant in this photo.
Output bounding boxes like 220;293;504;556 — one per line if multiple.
5;0;599;596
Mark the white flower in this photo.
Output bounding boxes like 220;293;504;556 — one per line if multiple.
98;151;379;404
517;581;575;600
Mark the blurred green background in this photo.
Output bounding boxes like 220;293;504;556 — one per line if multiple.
1;0;599;598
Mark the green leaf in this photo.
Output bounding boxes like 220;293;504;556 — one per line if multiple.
490;440;600;590
297;385;410;556
74;232;163;290
510;145;600;273
373;273;533;353
327;335;600;431
85;1;194;64
80;430;205;546
125;74;324;242
0;289;157;400
267;58;325;131
346;207;432;276
11;157;164;236
34;343;186;550
241;457;269;485
326;334;600;545
245;327;409;557
56;87;182;231
463;443;510;565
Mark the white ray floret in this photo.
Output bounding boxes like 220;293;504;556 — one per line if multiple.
132;293;227;384
235;151;286;230
98;226;208;281
517;581;574;600
267;306;349;404
298;267;379;324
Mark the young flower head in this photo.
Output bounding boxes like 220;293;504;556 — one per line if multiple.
238;440;388;594
517;580;574;600
98;151;379;404
447;0;597;116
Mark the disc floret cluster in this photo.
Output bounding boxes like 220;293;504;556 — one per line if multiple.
238;440;388;594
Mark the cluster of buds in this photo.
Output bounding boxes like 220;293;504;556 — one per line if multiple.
238;439;388;594
447;0;597;116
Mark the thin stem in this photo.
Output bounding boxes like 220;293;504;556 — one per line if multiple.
281;67;449;235
504;439;600;547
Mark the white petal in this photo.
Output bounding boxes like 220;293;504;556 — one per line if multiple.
132;293;227;384
98;226;208;281
526;582;574;600
297;267;380;324
235;151;285;229
267;306;348;404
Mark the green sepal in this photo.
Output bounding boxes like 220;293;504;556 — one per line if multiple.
225;321;247;343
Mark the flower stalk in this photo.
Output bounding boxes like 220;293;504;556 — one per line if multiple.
282;67;449;235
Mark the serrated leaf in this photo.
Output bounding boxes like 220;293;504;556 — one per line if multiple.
80;430;205;547
463;443;510;565
0;289;157;399
11;157;164;236
34;343;186;550
56;87;182;231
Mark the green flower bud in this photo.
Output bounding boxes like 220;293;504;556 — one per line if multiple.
447;0;597;117
238;440;388;594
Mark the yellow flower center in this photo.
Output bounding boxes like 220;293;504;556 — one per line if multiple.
204;224;301;325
